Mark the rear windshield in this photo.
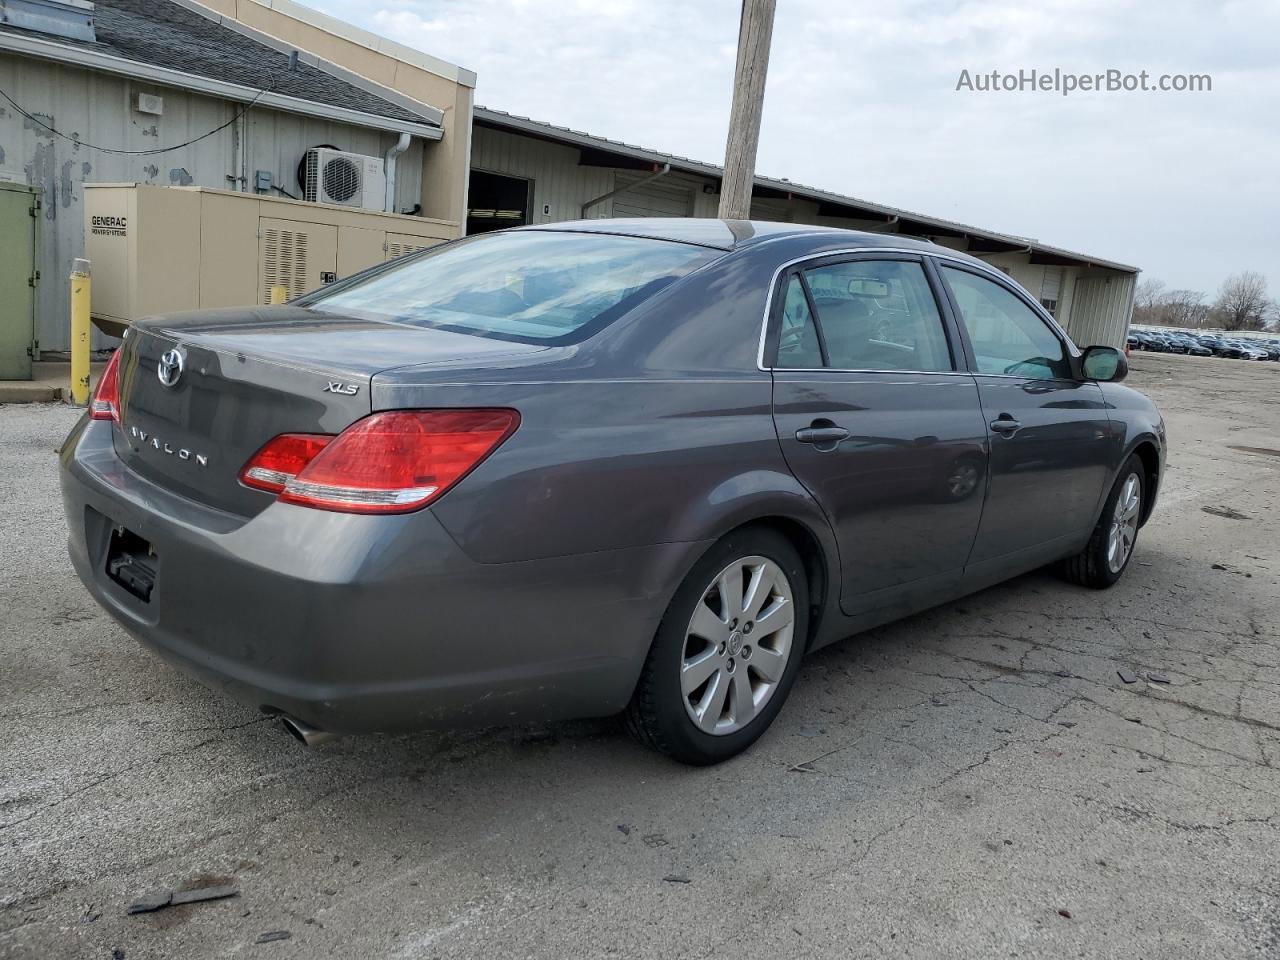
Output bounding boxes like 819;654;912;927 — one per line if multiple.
307;230;721;344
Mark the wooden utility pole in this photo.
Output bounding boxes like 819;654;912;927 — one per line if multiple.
717;0;776;220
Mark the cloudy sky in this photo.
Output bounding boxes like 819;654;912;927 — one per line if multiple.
307;0;1278;300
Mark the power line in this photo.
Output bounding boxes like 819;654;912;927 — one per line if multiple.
0;78;278;156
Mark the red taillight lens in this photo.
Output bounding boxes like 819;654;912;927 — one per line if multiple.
277;410;519;514
239;434;334;493
89;349;123;421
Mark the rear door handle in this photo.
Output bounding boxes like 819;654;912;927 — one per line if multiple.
795;425;850;445
989;416;1022;436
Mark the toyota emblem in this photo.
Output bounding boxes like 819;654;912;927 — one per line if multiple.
157;348;185;388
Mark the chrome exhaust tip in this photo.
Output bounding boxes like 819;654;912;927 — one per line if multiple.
280;714;336;747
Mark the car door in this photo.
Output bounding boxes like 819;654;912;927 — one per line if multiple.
936;262;1112;567
768;254;989;614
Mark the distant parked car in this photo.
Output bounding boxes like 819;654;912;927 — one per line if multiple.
1179;338;1212;357
1237;342;1270;361
1203;338;1243;358
1142;334;1168;352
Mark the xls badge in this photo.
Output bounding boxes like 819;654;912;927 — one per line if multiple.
324;380;360;396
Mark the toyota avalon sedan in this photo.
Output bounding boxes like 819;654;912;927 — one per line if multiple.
61;219;1165;764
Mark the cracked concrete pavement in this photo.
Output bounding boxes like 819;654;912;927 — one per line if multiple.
2;351;1278;959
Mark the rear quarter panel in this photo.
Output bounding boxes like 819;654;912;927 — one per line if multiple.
369;240;841;569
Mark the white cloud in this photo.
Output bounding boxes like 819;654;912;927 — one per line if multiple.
309;0;1279;298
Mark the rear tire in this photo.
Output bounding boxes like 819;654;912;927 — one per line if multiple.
1060;454;1145;589
625;528;809;765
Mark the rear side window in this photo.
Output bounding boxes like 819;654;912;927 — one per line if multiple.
784;259;952;372
942;266;1072;379
775;275;824;368
308;231;720;344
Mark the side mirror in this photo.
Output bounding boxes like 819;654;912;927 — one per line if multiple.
1081;345;1127;382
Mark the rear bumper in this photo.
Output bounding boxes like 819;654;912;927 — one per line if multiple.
60;417;703;733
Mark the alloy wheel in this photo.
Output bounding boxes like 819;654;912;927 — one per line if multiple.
1106;472;1141;573
681;555;796;736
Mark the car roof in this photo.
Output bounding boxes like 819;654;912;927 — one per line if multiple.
517;217;952;256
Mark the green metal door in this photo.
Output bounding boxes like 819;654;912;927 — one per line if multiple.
0;181;39;380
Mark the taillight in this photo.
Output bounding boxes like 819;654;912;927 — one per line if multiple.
239;434;334;493
245;410;519;514
89;349;123;421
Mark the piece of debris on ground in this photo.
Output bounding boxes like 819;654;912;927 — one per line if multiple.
126;883;239;915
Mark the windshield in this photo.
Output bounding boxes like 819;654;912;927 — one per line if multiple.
307;230;721;344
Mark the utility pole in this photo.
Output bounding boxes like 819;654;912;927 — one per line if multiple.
717;0;776;220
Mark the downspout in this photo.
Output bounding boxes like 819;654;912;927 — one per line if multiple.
384;132;412;213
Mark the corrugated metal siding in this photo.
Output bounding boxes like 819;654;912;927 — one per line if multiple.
1063;273;1135;349
1;54;427;351
470;125;613;223
612;171;693;217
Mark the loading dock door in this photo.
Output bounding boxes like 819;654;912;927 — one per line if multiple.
0;182;39;379
611;172;694;218
468;171;530;235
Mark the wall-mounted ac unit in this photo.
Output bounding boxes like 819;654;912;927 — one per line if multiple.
303;148;385;210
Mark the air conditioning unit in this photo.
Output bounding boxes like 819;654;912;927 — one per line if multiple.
303;148;385;210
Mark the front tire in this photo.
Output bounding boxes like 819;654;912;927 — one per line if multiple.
1060;455;1145;589
625;528;809;765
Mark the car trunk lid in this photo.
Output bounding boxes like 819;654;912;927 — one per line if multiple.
113;308;550;517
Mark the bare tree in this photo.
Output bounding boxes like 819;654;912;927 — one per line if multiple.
1162;289;1209;328
1134;278;1165;310
1132;278;1166;325
1213;271;1272;331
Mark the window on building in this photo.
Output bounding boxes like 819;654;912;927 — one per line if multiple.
1039;266;1063;318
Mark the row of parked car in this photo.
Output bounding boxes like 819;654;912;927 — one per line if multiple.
1127;329;1280;360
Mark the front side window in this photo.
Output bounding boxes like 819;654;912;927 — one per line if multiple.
308;230;720;344
942;266;1072;380
800;259;952;372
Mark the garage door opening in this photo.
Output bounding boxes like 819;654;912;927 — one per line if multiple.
468;171;530;235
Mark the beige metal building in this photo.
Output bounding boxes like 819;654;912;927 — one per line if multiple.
467;108;1139;350
0;0;474;352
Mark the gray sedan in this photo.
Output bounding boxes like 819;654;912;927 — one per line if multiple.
60;219;1164;764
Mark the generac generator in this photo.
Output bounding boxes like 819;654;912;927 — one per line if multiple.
83;184;456;335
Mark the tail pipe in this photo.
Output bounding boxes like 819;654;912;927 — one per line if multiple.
280;714;336;747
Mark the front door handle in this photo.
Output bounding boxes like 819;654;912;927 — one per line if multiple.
989;415;1022;436
795;425;850;445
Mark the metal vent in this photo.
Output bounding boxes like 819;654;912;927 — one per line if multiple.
385;241;425;260
261;227;308;302
0;0;96;43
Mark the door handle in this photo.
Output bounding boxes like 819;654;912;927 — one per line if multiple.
989;415;1022;436
795;425;850;445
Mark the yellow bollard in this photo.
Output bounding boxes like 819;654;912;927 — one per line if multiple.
70;258;92;406
269;285;288;305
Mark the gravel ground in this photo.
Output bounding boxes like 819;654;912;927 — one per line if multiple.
2;351;1279;959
